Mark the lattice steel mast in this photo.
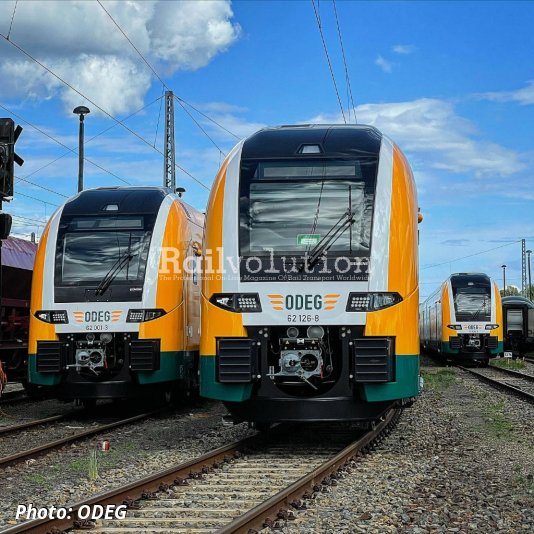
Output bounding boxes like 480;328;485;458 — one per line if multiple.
163;91;175;190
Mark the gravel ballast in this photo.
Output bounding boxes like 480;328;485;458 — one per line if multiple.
283;365;534;533
0;400;254;529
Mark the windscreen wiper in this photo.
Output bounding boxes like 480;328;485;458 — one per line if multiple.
302;209;355;270
95;251;134;296
472;299;490;321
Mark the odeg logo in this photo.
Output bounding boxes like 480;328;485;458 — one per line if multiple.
285;294;323;310
85;311;111;322
269;293;341;312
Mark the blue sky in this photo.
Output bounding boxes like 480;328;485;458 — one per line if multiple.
1;0;533;298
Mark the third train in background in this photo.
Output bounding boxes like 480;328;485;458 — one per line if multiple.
420;273;503;365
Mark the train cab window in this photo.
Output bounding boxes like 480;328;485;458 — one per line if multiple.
55;215;155;287
239;158;377;257
451;275;492;321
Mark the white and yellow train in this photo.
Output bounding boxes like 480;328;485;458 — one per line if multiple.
200;124;421;424
419;273;503;364
28;187;203;404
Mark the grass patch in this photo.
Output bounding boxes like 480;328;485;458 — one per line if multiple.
482;400;513;438
490;358;526;370
67;457;88;473
27;472;49;485
421;369;457;392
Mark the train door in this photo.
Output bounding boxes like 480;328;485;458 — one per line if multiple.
183;233;201;353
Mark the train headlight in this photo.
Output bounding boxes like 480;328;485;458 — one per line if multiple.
447;324;462;330
485;324;499;330
210;293;262;313
34;310;69;324
126;309;166;322
346;292;402;312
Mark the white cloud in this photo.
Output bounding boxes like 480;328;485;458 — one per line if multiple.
309;98;525;178
375;55;393;73
392;44;416;55
478;80;534;106
0;1;241;115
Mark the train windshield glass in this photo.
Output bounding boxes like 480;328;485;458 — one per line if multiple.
239;159;377;256
56;216;152;285
451;275;492;321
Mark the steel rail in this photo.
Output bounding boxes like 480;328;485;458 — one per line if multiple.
0;410;161;468
0;409;401;534
0;412;72;436
216;407;400;534
488;363;534;381
459;366;534;403
0;431;274;534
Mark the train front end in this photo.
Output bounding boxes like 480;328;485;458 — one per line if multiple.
28;187;199;402
441;274;503;363
200;125;421;423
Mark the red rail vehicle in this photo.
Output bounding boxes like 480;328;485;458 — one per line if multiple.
0;236;37;391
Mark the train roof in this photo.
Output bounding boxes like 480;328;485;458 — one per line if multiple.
241;124;383;159
1;236;37;270
62;187;202;218
502;296;534;308
449;273;491;284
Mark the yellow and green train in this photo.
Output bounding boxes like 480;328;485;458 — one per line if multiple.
420;273;503;364
28;187;203;404
200;124;421;424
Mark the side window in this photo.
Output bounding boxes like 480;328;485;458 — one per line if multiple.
193;256;198;285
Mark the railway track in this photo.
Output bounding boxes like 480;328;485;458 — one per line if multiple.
459;365;534;402
2;408;401;534
0;412;76;437
0;410;162;468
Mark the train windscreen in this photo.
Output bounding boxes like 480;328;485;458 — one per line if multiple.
55;215;153;288
451;275;492;321
239;159;376;257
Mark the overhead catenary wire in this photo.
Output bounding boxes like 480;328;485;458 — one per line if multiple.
154;85;165;148
174;96;225;156
175;97;241;141
14;190;59;207
311;0;347;123
11;214;47;225
332;0;357;123
0;102;131;186
15;175;68;198
6;0;18;40
96;0;240;144
13;95;164;189
0;34;208;190
96;0;166;87
421;240;522;270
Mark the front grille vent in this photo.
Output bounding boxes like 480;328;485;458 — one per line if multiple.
449;336;462;350
217;338;257;383
130;339;160;371
352;337;394;383
486;336;498;349
36;341;63;373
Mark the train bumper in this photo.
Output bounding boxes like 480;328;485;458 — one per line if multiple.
200;353;419;421
225;396;395;423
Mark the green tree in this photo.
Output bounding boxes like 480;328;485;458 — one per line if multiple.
500;286;520;297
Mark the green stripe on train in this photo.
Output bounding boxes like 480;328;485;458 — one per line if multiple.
361;354;420;401
28;354;62;385
200;356;253;402
28;351;196;386
441;341;503;355
199;354;419;403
